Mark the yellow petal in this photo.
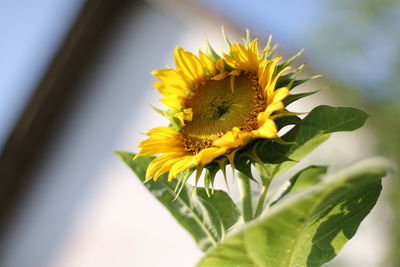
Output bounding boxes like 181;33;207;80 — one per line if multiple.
168;155;198;181
160;95;184;110
196;147;227;165
268;87;290;104
215;58;225;72
260;57;282;97
265;101;284;115
248;38;259;58
199;50;216;76
254;119;278;138
152;69;191;88
174;47;205;82
139;138;182;147
212;72;228;80
230;70;241;76
267;66;291;97
137;145;186;157
146;152;187;181
257;60;270;91
175;111;185;127
146;126;180;137
152;69;192;101
137;127;186;156
214;128;251;149
183;108;193;121
223;41;260;73
153;81;188;97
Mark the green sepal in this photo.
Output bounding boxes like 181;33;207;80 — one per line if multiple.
235;147;270;185
261;35;278;60
252;139;295;164
223;61;235;73
204;68;212;77
276;73;321;91
275;64;304;88
264;44;278;60
174;168;195;200
290;75;322;90
148;104;183;131
283;90;321;106
207;40;221;63
274;115;302;130
233;153;256;183
221;26;232;55
276;48;304;73
195;165;205;186
216;157;229;190
204;164;220;196
263;35;273;52
243;28;251;47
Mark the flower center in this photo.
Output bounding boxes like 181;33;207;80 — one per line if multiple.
182;73;266;153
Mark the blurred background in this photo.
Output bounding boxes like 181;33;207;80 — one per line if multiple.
0;0;399;266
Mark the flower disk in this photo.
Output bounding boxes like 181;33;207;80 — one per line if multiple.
182;72;265;153
136;33;303;182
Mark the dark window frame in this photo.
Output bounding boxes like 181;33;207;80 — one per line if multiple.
0;0;132;236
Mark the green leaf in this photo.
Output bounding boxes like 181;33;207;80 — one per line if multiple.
259;105;368;177
196;158;389;267
266;135;330;177
116;152;240;252
268;165;327;207
300;105;369;134
290;165;327;192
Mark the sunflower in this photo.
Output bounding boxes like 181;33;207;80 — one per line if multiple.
136;32;307;182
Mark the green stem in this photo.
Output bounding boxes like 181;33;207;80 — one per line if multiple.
237;172;253;222
254;162;272;218
255;184;269;217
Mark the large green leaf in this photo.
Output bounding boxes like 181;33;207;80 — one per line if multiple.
197;158;389;267
116;152;240;252
257;105;368;177
268;165;328;207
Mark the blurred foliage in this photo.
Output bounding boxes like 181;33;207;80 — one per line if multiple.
309;0;400;265
370;103;400;267
310;0;400;100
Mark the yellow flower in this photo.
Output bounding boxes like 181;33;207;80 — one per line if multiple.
137;32;304;182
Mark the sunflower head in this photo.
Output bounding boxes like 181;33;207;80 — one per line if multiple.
136;31;317;190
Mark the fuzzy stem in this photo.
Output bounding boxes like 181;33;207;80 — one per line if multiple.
255;184;269;217
237;172;253;222
254;162;272;217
